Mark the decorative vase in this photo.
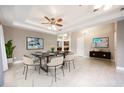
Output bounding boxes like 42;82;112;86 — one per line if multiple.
51;49;54;53
7;58;14;63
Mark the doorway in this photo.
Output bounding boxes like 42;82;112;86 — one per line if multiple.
77;37;85;56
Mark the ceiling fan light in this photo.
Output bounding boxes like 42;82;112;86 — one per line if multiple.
51;24;55;28
52;25;57;30
48;25;57;31
48;27;51;30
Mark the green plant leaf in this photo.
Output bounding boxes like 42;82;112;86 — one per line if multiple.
5;40;16;58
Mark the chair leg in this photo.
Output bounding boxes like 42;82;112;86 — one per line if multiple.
39;66;40;74
61;66;65;76
47;67;49;76
64;62;67;67
63;61;65;66
23;65;25;75
69;61;71;72
72;60;75;69
25;65;28;80
55;66;56;82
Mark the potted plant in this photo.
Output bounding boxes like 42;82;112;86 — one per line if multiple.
5;40;16;63
51;47;55;53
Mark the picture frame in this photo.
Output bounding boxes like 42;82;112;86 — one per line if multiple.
92;37;109;48
26;37;44;50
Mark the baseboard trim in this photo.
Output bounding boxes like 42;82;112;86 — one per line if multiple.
76;54;89;58
14;60;23;64
111;59;115;62
116;66;124;71
83;56;89;58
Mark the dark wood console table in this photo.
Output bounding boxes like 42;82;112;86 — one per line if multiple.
89;51;111;59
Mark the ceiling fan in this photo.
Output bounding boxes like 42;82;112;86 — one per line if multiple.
41;16;63;27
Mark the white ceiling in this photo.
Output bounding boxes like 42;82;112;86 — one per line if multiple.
0;5;124;35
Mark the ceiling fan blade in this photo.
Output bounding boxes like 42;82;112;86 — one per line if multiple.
56;23;63;26
44;16;51;22
41;23;49;24
56;18;63;22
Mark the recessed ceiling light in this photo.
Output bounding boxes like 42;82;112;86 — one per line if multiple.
94;5;103;10
103;5;112;10
93;5;103;12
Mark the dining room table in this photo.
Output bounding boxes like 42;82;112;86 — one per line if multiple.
31;51;72;73
31;52;55;72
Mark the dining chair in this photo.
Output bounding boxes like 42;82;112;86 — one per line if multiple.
22;55;40;80
64;53;75;72
47;56;64;82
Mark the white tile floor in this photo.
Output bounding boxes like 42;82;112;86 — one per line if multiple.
3;57;124;87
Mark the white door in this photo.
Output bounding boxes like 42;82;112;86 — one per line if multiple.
77;37;84;56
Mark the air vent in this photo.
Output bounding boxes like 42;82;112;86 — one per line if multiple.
120;8;124;11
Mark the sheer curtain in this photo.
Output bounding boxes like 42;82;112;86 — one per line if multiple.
0;25;8;71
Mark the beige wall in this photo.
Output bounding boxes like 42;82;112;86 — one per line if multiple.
3;26;57;61
71;23;115;61
117;20;124;67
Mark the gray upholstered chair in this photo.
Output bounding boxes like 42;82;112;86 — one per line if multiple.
64;54;75;72
47;56;64;82
22;56;40;80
